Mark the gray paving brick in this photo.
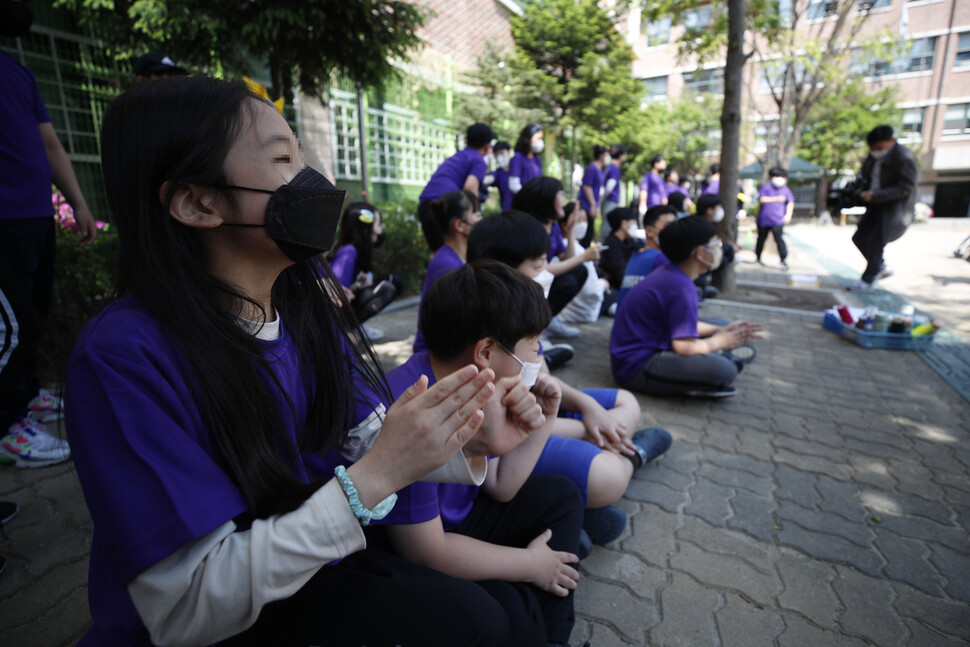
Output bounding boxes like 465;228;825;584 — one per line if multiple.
2;586;90;647
624;479;688;514
861;490;955;526
903;619;970;646
715;592;785;647
776;500;873;547
927;542;970;602
676;515;775;571
843;436;917;463
649;572;720;647
702;446;774;477
776;613;871;647
775;448;853;480
571;620;632;647
774;464;819;509
635;462;693;492
684;476;734;527
623;503;680;568
695;462;773;498
893;581;970;640
848;455;898;490
726;489;778;542
833;566;907;646
572;577;656;644
815;475;868;520
670;540;777;606
776;519;883;577
580;549;666;601
873;529;943;596
872;512;967;553
775;551;840;630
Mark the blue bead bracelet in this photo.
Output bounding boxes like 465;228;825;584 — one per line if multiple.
334;465;397;526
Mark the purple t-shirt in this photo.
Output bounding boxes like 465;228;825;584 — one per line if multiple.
419;147;487;204
509;153;542;187
370;352;479;530
603;163;622;203
413;245;465;353
640;171;667;209
616;247;671;306
330;244;358;288
578;163;604;212
702;178;720;196
494;167;513;210
547;222;567;261
65;297;347;646
1;51;54;220
757;183;795;227
610;264;698;383
666;183;687;199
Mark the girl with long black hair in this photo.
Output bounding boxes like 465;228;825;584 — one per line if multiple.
65;76;505;646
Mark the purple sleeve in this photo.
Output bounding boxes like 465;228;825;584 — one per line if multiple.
640;174;649;192
582;164;597;187
785;187;795;204
509;154;524;180
31;74;51;124
330;245;358;288
667;285;699;341
467;153;487;184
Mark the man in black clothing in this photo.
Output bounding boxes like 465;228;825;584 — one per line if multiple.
850;125;919;290
599;208;643;315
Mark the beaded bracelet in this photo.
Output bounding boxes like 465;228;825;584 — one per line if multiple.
334;465;397;526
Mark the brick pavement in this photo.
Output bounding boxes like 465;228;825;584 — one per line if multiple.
1;222;967;645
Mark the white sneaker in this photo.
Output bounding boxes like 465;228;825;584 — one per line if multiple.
848;280;872;291
27;388;63;423
362;325;385;342
875;266;894;281
1;415;71;468
546;315;579;339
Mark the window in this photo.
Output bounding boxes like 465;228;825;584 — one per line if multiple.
684;6;712;28
644;17;671;47
754;121;780;152
683;68;723;95
809;0;889;20
942;104;970;134
642;76;668;103
900;107;925;137
851;37;936;77
956;33;970;69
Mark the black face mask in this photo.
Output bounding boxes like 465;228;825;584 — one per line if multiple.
0;1;33;38
218;166;346;263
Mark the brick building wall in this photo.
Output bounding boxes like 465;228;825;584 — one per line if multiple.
408;0;517;70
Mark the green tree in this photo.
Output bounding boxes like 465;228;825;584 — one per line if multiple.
54;0;428;100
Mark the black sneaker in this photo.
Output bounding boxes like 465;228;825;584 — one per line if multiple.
631;428;673;465
543;345;574;370
583;505;627;545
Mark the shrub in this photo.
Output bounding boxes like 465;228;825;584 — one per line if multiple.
371;198;429;296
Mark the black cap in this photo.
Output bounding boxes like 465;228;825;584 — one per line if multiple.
134;52;188;77
467;123;498;149
659;215;716;264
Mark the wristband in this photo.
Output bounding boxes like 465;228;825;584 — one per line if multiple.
334;465;397;526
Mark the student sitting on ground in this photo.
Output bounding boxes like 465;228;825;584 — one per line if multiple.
611;216;763;399
598;207;644;296
617;205;678;307
469;212;672;547
362;261;584;647
413;190;482;352
327;202;402;324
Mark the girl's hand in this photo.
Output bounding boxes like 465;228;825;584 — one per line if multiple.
527;529;579;597
471;376;544;457
583;243;602;262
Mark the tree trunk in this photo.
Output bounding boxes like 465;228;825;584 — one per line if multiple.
815;173;830;219
713;0;745;294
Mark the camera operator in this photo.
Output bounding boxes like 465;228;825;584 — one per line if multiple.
849;125;918;291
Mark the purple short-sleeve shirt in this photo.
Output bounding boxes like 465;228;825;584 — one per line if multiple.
330;244;359;288
610;264;698;383
578;163;604;212
603;163;622;203
509;153;543;187
640;171;668;209
419;147;487;204
757;183;795;227
547;222;567;261
493;167;513;210
413;245;465;353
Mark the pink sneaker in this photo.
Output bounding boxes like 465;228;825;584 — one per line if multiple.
0;415;71;468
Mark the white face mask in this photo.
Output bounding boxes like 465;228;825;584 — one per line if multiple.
500;345;543;389
603;154;612;165
483;153;495;167
771;177;787;188
712;206;725;223
870;149;889;160
572;221;588;240
698;242;723;269
533;268;554;299
531;140;544;155
497;154;510;169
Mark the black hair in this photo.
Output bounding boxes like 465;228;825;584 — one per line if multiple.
327;202;379;273
494;141;511;153
611;144;627;157
463;189;480;214
696;193;722;216
768;166;788;178
650;154;665;168
709;163;721;175
467;210;550;268
96;76;390;519
514;123;543;155
563;201;577;220
608;206;637;232
866;125;894;146
466;123;495;149
666;192;685;213
645;204;678;228
663;169;679;182
512;175;562;224
593;145;608;160
422;261;551;360
659;215;716;264
422;190;472;251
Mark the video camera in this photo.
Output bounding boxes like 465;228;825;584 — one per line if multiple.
827;174;870;212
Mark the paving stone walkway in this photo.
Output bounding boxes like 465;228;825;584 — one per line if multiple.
0;221;967;646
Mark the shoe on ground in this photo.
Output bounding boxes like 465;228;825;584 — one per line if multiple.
583;505;627;545
362;324;385;343
27;388;63;423
0;501;19;526
577;529;593;560
726;344;757;365
0;416;71;468
684;386;737;399
777;261;789;271
543;345;574;370
756;258;765;266
631;428;673;467
847;280;873;292
545;315;579;339
875;265;894;281
606;302;618;317
702;285;719;299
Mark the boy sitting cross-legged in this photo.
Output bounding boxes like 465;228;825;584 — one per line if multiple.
363;260;585;647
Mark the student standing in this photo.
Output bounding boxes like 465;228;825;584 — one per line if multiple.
638;155;668;216
508;123;544;198
756;166;795;270
578;145;608;236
